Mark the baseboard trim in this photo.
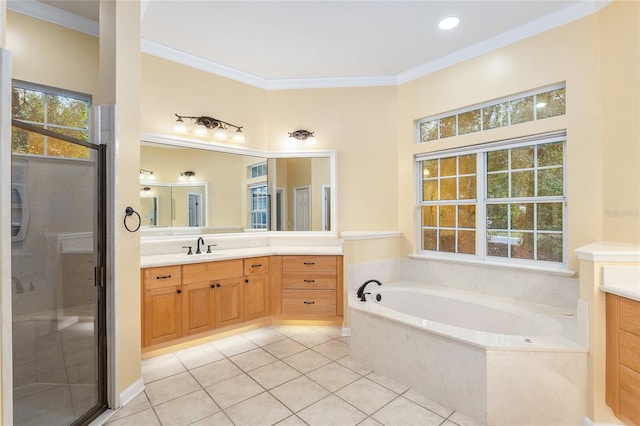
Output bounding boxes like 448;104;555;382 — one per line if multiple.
342;327;351;337
119;378;145;407
584;417;625;426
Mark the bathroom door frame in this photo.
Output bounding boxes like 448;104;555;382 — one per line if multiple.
9;118;109;425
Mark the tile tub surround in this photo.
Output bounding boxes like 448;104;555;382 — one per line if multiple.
348;257;579;309
105;325;480;426
350;294;588;426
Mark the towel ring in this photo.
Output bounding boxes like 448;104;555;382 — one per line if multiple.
124;206;141;233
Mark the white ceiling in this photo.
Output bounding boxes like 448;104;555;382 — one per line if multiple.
12;0;609;89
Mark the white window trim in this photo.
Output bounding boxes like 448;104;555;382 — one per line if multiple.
248;182;268;230
416;130;568;270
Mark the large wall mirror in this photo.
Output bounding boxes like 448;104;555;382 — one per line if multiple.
140;134;336;236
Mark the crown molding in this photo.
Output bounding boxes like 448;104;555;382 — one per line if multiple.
9;0;610;90
397;0;610;84
7;0;99;37
141;39;397;90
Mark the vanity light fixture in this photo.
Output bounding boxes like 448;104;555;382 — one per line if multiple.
179;171;196;182
140;169;155;180
140;186;153;195
288;129;317;145
173;114;246;143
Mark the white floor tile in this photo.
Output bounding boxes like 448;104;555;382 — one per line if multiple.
105;408;160;426
372;396;445;426
153;389;220;426
448;411;486;426
104;392;150;422
225;392;292;426
270;376;330;412
144;372;201;406
306;362;362;392
248;360;301;389
243;327;287;346
191;358;243;388
190;411;234;426
283;349;332;373
276;415;309;426
403;389;454;418
141;353;186;383
290;331;334;347
313;339;351;360
298;395;367;426
335;377;398;415
366;372;409;394
213;335;259;357
174;343;224;370
229;347;278;371
205;373;264;409
263;338;307;358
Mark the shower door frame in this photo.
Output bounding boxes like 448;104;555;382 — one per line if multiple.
10;119;109;425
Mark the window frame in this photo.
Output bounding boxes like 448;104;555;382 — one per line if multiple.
416;131;568;269
248;182;268;230
11;79;92;160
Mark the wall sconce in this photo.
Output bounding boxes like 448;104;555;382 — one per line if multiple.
173;114;246;143
140;169;155;180
179;171;196;182
140;186;153;195
288;129;317;145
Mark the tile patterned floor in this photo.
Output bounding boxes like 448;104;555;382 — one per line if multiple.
105;326;483;426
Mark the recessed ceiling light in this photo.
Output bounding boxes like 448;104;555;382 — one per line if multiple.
438;16;460;30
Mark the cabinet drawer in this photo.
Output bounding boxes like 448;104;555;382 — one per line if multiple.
244;257;269;276
143;266;182;290
282;275;336;290
183;260;243;284
282;256;336;273
620;297;640;336
282;289;336;316
620;329;640;372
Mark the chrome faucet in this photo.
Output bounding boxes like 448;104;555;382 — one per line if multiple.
356;279;382;301
196;237;205;254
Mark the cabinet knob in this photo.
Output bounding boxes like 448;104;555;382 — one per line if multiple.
303;301;315;305
156;275;172;280
245;279;249;283
216;283;221;288
210;283;215;288
303;262;315;266
176;289;182;294
304;279;315;283
251;264;262;268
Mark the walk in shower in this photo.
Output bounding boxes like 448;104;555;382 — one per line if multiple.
10;117;107;425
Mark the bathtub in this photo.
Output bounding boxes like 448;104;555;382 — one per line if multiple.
349;280;587;426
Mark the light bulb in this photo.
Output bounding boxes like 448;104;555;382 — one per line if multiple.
173;117;188;134
214;126;229;140
194;124;208;137
139;171;145;180
179;173;185;182
438;16;460;30
148;172;155;180
232;129;246;143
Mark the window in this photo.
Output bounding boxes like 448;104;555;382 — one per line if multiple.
418;133;566;265
11;80;91;159
418;85;565;143
249;162;267;178
249;183;268;229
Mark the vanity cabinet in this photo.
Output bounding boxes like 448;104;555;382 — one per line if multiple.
243;257;270;321
606;293;640;425
182;259;244;334
142;265;183;347
279;255;343;319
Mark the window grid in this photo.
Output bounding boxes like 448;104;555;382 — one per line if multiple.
419;137;566;266
249;183;268;229
417;85;565;143
11;81;91;159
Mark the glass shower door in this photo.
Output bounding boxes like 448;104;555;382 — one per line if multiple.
11;121;106;426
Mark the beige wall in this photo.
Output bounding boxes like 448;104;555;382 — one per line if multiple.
7;12;99;98
398;12;607;272
600;1;640;243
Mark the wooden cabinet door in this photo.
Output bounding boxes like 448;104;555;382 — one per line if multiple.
244;273;269;321
183;281;216;336
215;277;244;328
143;285;182;347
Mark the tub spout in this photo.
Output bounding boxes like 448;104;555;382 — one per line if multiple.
357;279;382;301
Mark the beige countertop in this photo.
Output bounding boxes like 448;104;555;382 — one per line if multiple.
140;246;343;268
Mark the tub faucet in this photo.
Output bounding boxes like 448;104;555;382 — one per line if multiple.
196;237;205;254
357;279;382;301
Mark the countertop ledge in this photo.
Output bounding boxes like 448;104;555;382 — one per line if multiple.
141;246;343;268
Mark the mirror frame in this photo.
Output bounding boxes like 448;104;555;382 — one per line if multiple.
140;132;338;237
